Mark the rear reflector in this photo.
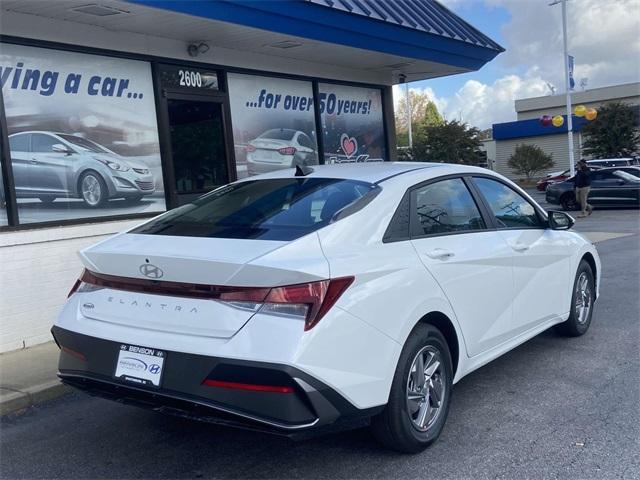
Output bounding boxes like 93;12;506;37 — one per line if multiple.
74;269;354;331
61;346;87;361
202;379;294;394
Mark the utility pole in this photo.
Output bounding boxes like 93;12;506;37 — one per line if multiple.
550;0;575;176
405;82;413;150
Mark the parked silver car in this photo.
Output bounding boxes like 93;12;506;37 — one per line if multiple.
245;128;317;175
8;131;156;207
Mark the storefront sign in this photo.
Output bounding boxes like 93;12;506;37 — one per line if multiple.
0;43;166;224
228;73;318;179
158;64;219;93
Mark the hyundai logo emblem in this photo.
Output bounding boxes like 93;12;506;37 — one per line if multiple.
149;364;161;375
139;263;164;279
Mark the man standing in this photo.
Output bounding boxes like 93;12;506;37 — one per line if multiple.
574;160;593;217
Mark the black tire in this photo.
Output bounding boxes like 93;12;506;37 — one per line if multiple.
371;324;453;453
555;260;595;337
561;193;579;211
38;196;56;204
78;171;108;208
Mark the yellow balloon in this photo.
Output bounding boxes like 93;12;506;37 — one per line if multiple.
585;108;598;121
552;115;564;127
574;105;587;117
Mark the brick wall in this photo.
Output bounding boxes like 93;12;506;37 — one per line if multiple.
0;220;140;352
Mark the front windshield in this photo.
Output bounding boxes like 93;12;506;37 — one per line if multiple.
58;134;110;154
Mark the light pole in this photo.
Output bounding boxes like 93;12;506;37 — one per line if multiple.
405;81;413;150
550;0;576;176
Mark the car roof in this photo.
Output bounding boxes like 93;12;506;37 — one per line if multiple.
241;162;492;184
597;166;640;171
588;158;633;162
8;131;65;136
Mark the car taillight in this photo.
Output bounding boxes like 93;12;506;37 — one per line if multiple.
277;146;296;156
75;269;354;331
67;278;82;297
245;144;257;152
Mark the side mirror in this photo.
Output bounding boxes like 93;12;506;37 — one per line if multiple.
548;210;574;230
52;144;71;154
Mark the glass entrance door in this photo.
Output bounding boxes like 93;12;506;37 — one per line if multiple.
166;98;229;205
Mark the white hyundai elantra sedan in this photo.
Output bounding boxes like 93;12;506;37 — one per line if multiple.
53;162;600;453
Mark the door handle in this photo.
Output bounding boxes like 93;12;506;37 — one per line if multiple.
511;243;530;252
29;158;39;164
425;248;455;260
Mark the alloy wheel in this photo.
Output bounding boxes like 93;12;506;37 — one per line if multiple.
82;175;102;206
575;272;592;324
406;346;446;432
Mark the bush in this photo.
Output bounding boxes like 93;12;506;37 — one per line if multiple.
508;144;555;180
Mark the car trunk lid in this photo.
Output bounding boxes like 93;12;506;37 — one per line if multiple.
77;232;329;338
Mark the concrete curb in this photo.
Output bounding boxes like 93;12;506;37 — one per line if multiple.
0;380;72;416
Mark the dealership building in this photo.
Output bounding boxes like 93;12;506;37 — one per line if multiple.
490;82;640;179
0;0;502;352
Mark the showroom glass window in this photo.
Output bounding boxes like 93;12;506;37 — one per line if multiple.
227;73;318;180
473;177;543;229
0;42;166;225
411;178;485;236
318;83;385;164
0;155;7;226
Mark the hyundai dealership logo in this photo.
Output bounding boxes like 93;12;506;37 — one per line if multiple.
139;263;164;279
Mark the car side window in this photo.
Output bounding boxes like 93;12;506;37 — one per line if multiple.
9;134;30;152
411;178;486;237
31;134;58;153
592;171;614;181
473;177;543;229
297;133;314;149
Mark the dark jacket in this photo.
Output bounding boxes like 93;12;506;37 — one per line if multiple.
575;168;591;188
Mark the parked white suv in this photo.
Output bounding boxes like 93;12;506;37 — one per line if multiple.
53;163;600;452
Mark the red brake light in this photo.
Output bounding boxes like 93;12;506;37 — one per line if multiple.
76;270;354;331
266;277;354;331
277;146;296;156
68;277;82;297
245;144;257;152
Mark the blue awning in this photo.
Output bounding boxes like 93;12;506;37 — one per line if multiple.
493;116;589;141
128;0;503;76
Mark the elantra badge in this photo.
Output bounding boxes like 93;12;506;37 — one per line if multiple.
139;263;163;279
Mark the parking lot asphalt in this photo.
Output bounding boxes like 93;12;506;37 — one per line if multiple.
1;206;639;479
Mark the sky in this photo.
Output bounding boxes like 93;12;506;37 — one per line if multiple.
393;0;640;130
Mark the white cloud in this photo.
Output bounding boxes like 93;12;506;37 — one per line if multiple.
394;74;548;129
421;0;640;128
491;0;640;89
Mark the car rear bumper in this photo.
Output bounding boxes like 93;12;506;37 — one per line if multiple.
51;326;379;436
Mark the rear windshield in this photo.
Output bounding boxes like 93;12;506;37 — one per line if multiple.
132;178;380;240
259;129;296;141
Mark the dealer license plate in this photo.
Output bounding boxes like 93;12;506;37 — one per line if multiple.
114;344;165;387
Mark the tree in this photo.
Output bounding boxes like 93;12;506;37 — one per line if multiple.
412;119;483;165
395;90;443;146
507;144;555;180
581;102;639;158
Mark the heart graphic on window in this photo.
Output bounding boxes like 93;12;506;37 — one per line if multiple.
340;134;358;159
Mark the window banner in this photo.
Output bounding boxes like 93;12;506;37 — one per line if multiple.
0;43;165;224
318;83;385;164
227;73;318;179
